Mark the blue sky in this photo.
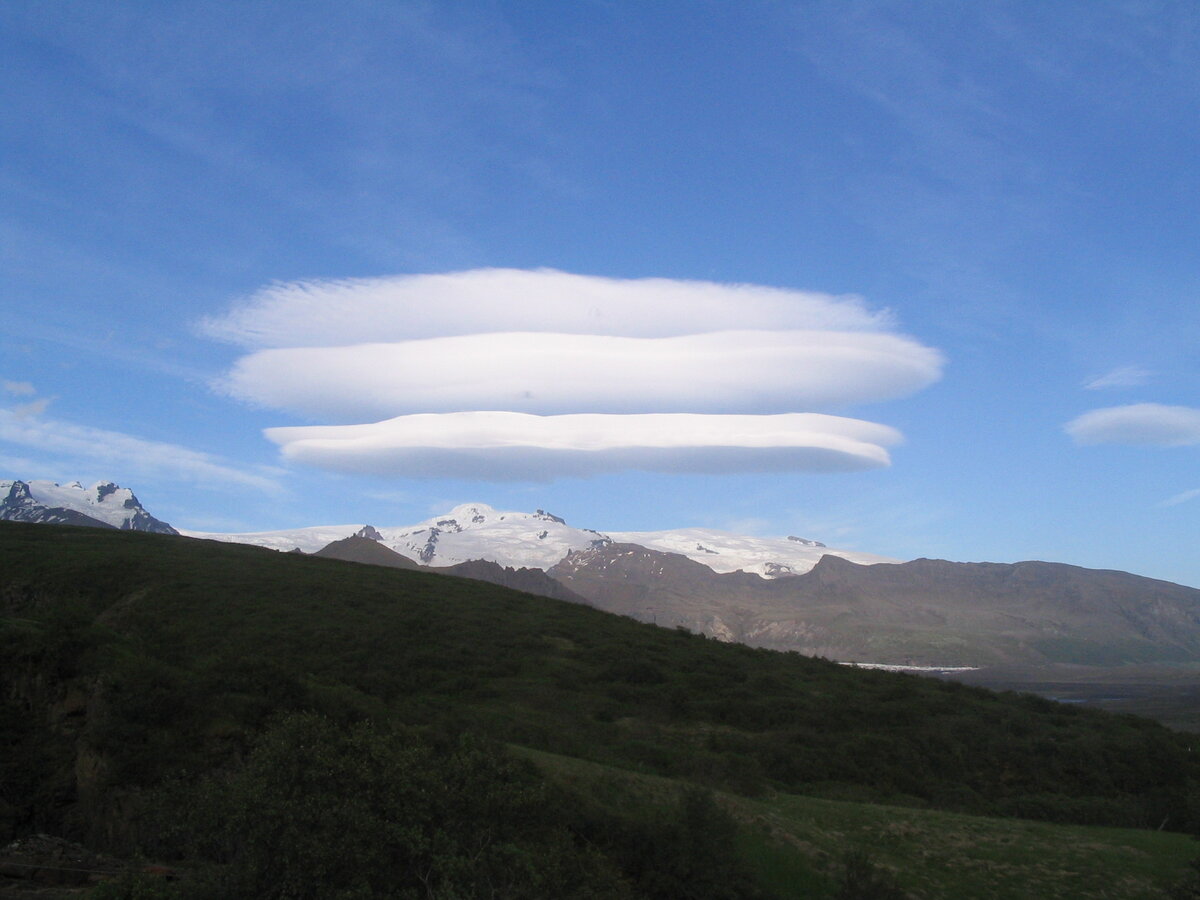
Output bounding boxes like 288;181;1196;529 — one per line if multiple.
2;1;1198;586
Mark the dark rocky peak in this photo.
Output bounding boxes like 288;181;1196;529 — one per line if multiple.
3;481;32;504
419;528;441;564
355;525;384;541
534;509;567;525
788;535;825;547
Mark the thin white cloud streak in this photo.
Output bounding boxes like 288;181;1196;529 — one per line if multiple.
1161;488;1200;507
202;269;897;347
224;330;944;420
1066;403;1200;447
265;411;902;481
3;381;36;397
0;408;286;496
1083;365;1153;390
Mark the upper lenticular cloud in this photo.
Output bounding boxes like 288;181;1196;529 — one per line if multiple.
1066;403;1200;447
225;330;943;420
206;269;943;479
202;268;895;347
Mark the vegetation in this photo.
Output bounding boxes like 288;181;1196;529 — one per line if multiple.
2;521;1199;896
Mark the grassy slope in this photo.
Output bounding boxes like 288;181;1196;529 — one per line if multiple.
3;521;1200;893
521;746;1196;899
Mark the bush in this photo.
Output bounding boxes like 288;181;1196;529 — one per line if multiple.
835;850;906;900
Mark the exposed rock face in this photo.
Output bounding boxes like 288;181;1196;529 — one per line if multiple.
549;546;1200;667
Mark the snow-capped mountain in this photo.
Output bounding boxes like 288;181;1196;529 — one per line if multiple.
0;480;177;534
376;504;613;569
184;502;891;577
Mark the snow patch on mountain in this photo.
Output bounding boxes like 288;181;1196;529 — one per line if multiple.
377;503;610;570
606;527;894;577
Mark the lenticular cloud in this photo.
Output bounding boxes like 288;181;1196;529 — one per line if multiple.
1066;404;1200;447
206;269;943;480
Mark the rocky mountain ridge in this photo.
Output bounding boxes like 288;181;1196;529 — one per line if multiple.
550;544;1200;666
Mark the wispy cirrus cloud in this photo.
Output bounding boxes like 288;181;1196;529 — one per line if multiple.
1083;365;1153;390
1160;488;1200;508
3;381;36;397
206;269;943;480
0;407;286;496
1065;403;1200;447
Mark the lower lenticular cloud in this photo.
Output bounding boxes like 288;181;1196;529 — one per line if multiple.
1066;404;1200;447
205;269;943;479
265;412;902;480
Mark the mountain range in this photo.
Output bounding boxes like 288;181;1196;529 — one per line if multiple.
5;477;1199;668
180;501;895;576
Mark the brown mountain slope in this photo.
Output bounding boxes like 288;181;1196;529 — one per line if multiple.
312;535;423;569
549;545;1200;666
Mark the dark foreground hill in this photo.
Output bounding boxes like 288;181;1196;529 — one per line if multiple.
3;522;1200;897
551;544;1200;665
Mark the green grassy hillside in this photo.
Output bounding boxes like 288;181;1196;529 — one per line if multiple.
522;747;1198;899
2;522;1199;897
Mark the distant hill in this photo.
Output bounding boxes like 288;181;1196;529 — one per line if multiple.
435;558;592;605
312;534;422;569
550;544;1200;666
